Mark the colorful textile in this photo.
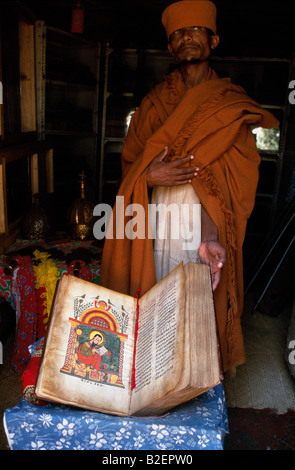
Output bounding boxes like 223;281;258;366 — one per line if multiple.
21;338;46;406
0;240;102;309
33;251;61;337
0;239;102;375
11;258;39;374
4;383;228;450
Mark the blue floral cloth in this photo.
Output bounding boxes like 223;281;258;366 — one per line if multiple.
4;384;228;450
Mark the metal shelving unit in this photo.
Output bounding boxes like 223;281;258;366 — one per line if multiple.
35;22;100;226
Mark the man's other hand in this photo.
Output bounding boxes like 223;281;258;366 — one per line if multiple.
198;240;226;291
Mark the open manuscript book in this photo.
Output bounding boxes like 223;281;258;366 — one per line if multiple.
36;262;222;416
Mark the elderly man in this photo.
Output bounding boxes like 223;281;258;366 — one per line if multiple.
101;0;278;373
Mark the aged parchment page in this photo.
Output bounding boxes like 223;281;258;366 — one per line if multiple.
36;275;137;416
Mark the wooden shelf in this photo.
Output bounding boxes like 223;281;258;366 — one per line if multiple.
45;130;95;137
46;79;97;90
35;21;101;220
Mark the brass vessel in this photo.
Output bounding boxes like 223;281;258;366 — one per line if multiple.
22;193;51;239
67;171;95;240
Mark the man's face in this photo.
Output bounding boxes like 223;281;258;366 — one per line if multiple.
168;26;219;64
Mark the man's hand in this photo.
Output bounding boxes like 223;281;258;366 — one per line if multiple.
198;240;226;291
146;146;199;188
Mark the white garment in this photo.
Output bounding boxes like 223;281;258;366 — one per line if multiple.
151;184;201;282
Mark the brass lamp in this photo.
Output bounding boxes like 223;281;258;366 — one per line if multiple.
67;171;95;240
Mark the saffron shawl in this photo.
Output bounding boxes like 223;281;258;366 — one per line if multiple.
101;69;278;372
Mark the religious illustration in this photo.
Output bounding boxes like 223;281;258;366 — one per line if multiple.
60;294;130;388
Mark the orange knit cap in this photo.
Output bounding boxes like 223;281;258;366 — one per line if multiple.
161;0;217;39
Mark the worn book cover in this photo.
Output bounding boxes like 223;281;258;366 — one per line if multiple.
35;262;222;416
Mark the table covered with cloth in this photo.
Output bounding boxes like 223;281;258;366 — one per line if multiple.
4;383;228;450
0;238;102;374
2;239;229;451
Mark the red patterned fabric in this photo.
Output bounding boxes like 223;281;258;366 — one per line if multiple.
21;338;46;405
0;241;102;376
12;258;39;375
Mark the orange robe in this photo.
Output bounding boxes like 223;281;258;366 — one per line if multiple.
100;68;278;373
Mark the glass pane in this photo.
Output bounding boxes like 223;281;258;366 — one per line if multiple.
252;126;280;151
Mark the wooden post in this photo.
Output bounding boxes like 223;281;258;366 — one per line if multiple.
30;153;39;197
19;19;36;133
0;158;7;234
46;148;54;193
35;21;46;140
0;34;3;139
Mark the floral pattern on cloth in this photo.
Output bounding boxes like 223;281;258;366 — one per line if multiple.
0;239;102;310
0;239;102;375
4;384;228;450
11;259;39;374
21;338;46;406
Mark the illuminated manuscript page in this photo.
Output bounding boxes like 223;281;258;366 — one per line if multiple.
36;275;137;416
